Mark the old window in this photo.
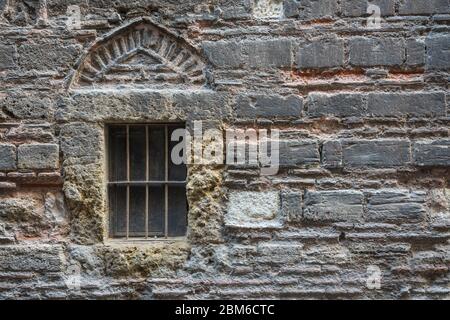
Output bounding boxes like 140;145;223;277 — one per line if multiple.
107;124;187;239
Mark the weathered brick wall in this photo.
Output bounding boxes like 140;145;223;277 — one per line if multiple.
0;0;449;299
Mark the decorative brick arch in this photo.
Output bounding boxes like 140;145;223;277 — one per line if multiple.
68;17;208;89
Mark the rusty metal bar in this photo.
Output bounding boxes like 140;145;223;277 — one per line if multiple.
107;181;186;186
164;125;169;239
126;125;130;240
145;125;149;239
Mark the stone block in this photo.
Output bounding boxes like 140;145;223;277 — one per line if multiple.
304;190;364;222
297;38;344;69
349;37;405;67
281;190;303;222
342;139;411;168
367;189;427;223
0;144;16;171
413;140;450;167
367;92;446;118
226;191;282;228
307;93;365;118
279;140;320;166
18;144;59;170
0;44;17;70
236;94;302;118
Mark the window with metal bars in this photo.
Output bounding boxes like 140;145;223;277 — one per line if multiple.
107;124;187;239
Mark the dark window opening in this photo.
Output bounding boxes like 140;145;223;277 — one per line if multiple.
107;124;187;239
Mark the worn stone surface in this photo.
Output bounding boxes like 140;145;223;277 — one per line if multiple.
341;0;395;17
426;34;450;71
367;190;427;223
281;190;303;222
414;140;450;167
203;39;292;69
244;39;293;69
321;140;342;168
284;0;338;19
367;92;446;118
303;190;364;222
203;41;243;68
341;140;411;168
307;93;365;118
406;39;426;67
349;37;405;67
226;191;282;228
279;140;320;167
0;245;64;272
0;0;448;301
18;144;59;170
0;44;17;70
297;38;344;69
0;94;55;120
399;0;450;15
18;40;82;72
236;94;302;118
0;144;16;171
0;193;68;241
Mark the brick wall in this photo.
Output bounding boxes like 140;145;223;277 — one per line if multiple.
0;0;449;299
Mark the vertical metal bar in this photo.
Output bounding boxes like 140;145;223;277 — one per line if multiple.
164;125;169;239
126;125;130;239
145;125;149;239
106;125;111;238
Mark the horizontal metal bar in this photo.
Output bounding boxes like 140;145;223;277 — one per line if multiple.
108;181;186;186
107;123;184;127
107;237;187;243
114;232;166;237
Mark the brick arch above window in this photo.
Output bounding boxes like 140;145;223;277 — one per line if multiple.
68;17;209;90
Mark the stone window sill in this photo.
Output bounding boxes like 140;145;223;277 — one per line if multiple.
104;237;187;246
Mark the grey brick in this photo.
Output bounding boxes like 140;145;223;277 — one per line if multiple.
0;144;17;171
426;34;450;71
349;37;405;67
281;190;303;222
203;41;243;68
283;0;300;17
236;94;302;118
284;0;339;19
279;140;320;167
256;242;304;265
399;0;450;15
367;189;426;223
218;0;252;20
413;140;450;167
18;40;81;71
304;190;364;222
0;94;54;120
172;91;232;121
297;38;344;69
342;139;411;168
406;39;425;67
367;92;446;118
0;44;17;70
0;245;63;272
60;123;103;159
203;39;292;69
321;140;342;168
307;93;365;118
18;144;59;170
226;191;282;228
0;197;35;220
341;0;395;17
243;39;292;68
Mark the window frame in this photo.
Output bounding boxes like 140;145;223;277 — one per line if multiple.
106;123;188;240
